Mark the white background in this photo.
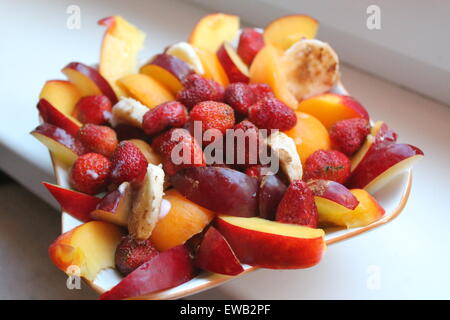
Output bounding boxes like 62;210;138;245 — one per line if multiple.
0;0;449;299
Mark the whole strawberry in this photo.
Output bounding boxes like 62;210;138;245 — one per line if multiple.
142;101;188;136
237;28;265;65
110;141;148;186
303;150;351;184
248;96;297;131
77;124;118;157
176;74;225;108
232;120;261;167
73;95;112;125
276;180;318;228
115;235;159;276
152;128;205;176
224;83;257;116
70;153;111;195
249;83;275;100
329;118;370;156
189;101;235;145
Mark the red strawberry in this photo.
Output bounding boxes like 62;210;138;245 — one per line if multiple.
176;74;225;108
115;235;159;276
304;150;351;184
237;28;265;65
276;180;318;228
189;101;235;145
73;95;112;125
329;118;371;156
249;83;274;100
248;96;297;131
70;153;111;195
77;124;118;157
245;165;264;178
232;120;261;167
152;128;205;176
142;101;187;136
110;141;148;186
224;83;257;116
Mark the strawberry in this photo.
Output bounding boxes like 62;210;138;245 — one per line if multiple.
176;74;225;108
303;150;351;184
245;165;264;178
152;128;205;176
114;124;148;142
237;28;265;65
249;83;274;100
248;96;297;131
276;180;318;228
73;95;112;125
232;120;261;167
77;124;118;157
115;235;159;276
142;101;188;136
110;141;148;186
329;118;371;156
189;101;235;145
70;153;111;195
224;83;257;116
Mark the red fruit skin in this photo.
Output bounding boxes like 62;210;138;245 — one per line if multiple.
73;95;112;125
232;120;261;167
224;83;257;116
100;245;194;300
37;99;81;136
194;226;244;276
216;43;250;83
249;83;275;101
276;180;319;228
152;128;205;176
329;118;370;156
374;122;398;146
245;165;263;178
110;141;148;186
176;74;225;109
114;124;148;142
142;101;188;136
237;28;265;65
34;123;87;155
42;182;99;222
189;101;235;145
115;235;159;276
248;96;297;131
77;124;118;157
70;153;112;195
307;179;359;210
304;150;352;184
259;175;287;220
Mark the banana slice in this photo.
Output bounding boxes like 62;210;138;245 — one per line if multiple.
129;163;165;240
266;131;302;182
110;97;148;128
166;41;205;74
280;39;339;101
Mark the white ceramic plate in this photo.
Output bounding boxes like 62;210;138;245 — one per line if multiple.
49;79;413;300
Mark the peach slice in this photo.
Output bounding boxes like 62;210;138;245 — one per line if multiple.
215;215;325;269
117;74;174;109
127;139;161;165
285;111;331;165
150;189;214;251
264;15;319;51
98;16;145;97
194;46;229;86
307;179;359;210
250;44;298;109
62;62;118;104
48;221;124;281
317;189;384;228
39;80;81;116
90;182;132;227
194;226;244;276
42;182;100;222
188;13;239;53
31;123;86;166
217;42;250;83
348;143;424;194
298;93;369;130
37;99;81;137
140;54;192;93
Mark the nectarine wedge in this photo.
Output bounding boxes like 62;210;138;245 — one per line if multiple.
216;42;250;83
37;99;81;137
194;46;229;86
39;80;81;116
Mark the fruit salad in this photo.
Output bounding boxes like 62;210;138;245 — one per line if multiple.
32;13;424;300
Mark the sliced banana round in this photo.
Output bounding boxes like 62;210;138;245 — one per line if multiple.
280;39;339;101
166;41;205;74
